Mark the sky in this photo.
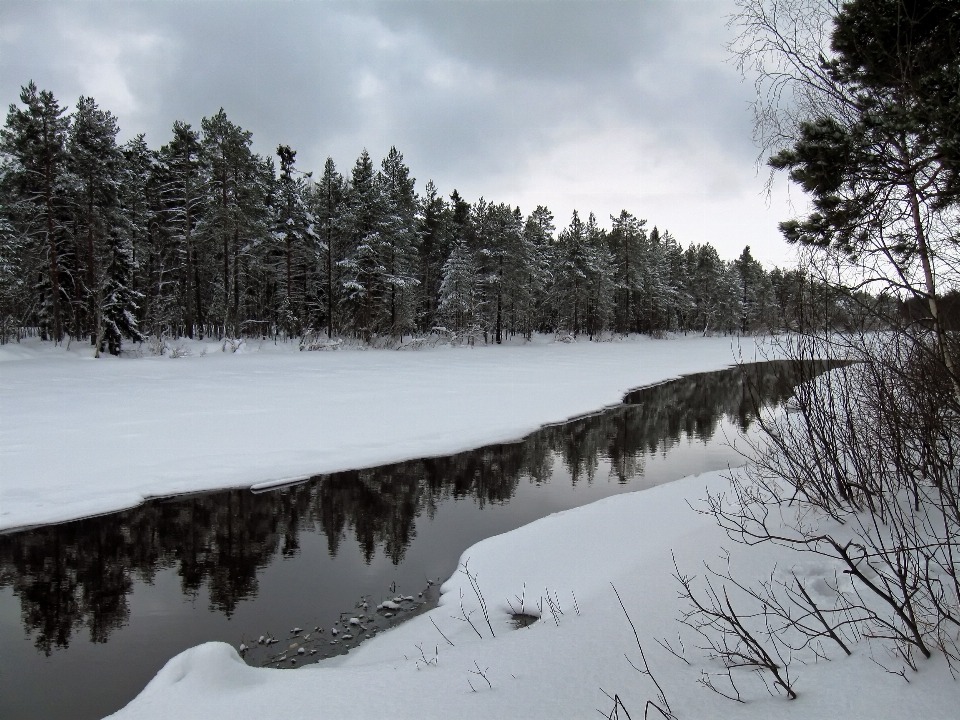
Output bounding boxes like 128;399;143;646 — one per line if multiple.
0;0;805;266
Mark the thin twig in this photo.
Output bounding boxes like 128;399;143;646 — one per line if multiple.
430;616;455;646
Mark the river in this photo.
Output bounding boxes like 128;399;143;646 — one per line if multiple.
0;359;827;719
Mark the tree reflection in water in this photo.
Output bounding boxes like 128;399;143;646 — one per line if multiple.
0;359;828;655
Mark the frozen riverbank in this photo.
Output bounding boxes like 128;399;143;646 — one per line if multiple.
108;469;959;720
1;335;774;532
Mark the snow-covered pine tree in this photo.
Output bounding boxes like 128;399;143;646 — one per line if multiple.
475;200;521;344
436;188;479;338
518;205;554;338
498;205;529;340
0;214;27;342
661;230;688;333
273;144;311;338
608;210;646;334
378;147;420;339
467;197;492;341
636;225;673;335
552;210;593;336
306;157;347;339
157;121;204;337
67;95;125;345
415;180;452;333
438;235;481;337
98;227;144;355
684;243;724;334
241;154;276;337
119;134;156;334
717;259;744;334
340;149;388;340
199;109;266;339
584;212;616;339
0;82;71;341
734;245;765;333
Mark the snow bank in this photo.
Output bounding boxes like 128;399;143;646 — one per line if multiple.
1;335;774;532
108;471;959;720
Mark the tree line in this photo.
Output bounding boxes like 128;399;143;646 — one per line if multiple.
0;83;851;354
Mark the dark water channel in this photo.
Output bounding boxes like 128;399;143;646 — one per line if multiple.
0;360;828;720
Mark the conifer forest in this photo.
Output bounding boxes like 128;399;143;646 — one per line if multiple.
1;83;847;354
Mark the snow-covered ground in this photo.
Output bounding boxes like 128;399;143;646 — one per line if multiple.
108;469;959;720
1;334;774;532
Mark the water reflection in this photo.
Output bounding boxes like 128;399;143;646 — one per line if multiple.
0;360;820;657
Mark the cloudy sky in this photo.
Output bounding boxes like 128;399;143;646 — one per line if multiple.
1;0;803;265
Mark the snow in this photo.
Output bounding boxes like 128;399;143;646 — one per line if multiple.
0;334;776;532
106;470;960;720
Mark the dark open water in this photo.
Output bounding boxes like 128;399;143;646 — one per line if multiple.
0;360;828;719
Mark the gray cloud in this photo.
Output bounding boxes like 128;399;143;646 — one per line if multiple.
0;0;796;264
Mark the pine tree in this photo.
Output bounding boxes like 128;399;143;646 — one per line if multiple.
0;214;27;342
637;225;679;336
306;157;347;339
719;260;744;334
435;189;480;338
0;82;71;341
765;0;960;378
584;212;616;338
378;147;419;338
438;236;481;336
473;199;519;343
67;95;124;344
340;149;383;340
98;228;143;355
240;154;275;336
199;109;267;338
685;243;725;334
520;205;554;337
274;144;310;337
498;205;529;340
416;180;451;332
661;230;688;333
119;134;155;332
609;210;646;333
734;245;765;333
157;121;204;337
552;211;593;336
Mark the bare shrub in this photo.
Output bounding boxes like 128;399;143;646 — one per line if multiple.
601;584;676;720
703;330;960;675
674;555;797;701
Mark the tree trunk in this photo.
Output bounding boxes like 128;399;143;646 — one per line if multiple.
222;167;230;336
184;194;195;338
906;176;960;400
285;236;292;304
86;185;97;344
496;256;502;344
327;218;333;339
624;236;631;335
43;116;63;342
233;226;240;337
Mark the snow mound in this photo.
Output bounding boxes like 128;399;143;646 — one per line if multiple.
139;642;264;697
